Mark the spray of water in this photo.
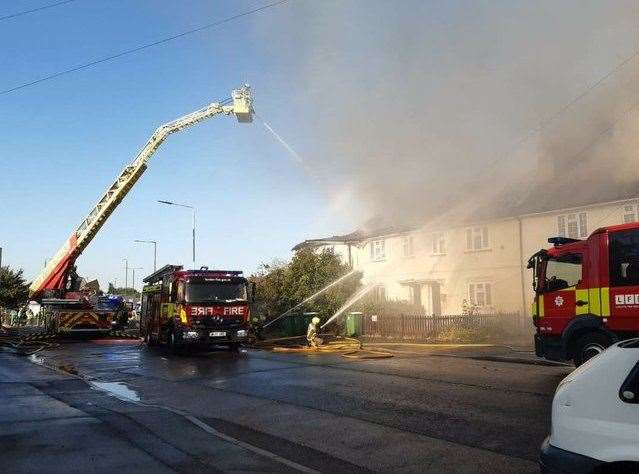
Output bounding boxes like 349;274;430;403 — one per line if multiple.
321;284;375;329
258;115;305;165
264;268;358;328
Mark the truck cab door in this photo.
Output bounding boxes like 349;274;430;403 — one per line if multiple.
540;253;584;332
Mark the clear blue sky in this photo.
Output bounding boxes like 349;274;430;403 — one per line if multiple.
0;0;354;288
3;0;638;290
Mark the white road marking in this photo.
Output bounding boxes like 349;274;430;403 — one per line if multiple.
87;379;320;473
184;414;321;474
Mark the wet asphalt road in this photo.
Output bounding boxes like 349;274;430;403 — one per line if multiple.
27;340;571;473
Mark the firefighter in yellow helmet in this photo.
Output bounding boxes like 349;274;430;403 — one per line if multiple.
306;316;323;348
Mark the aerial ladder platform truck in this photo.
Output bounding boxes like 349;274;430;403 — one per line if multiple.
29;86;254;334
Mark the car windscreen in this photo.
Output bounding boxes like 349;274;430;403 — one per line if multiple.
185;281;247;303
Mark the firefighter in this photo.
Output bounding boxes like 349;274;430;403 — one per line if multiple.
306;316;323;348
251;315;264;341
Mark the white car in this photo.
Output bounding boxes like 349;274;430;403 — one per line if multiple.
541;338;639;473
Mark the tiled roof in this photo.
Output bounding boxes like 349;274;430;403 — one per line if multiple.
293;177;639;250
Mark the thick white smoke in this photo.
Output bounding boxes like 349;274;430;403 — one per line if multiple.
252;0;639;227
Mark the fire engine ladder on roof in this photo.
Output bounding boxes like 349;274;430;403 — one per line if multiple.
29;86;253;298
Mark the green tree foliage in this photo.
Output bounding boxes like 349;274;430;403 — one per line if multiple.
0;266;30;309
251;249;360;324
107;284;140;300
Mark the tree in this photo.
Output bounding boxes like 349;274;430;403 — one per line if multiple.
0;266;30;310
107;285;140;300
250;248;361;325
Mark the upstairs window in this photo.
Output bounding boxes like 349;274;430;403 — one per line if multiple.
370;239;386;261
557;212;587;239
432;232;446;255
402;235;414;257
468;282;492;307
466;227;489;251
623;204;638;224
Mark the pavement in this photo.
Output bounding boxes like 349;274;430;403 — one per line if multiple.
1;340;573;473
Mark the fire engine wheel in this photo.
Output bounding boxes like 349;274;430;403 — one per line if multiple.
573;332;611;367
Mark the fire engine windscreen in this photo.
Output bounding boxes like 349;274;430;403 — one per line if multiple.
185;280;247;303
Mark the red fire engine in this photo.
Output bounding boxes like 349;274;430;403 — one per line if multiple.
140;265;253;352
529;222;639;366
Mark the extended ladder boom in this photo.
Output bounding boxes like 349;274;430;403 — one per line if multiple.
30;86;253;299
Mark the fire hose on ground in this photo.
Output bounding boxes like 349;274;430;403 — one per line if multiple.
251;335;394;360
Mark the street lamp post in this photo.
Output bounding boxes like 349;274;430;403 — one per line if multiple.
123;258;129;288
134;240;157;272
158;200;196;268
130;267;143;292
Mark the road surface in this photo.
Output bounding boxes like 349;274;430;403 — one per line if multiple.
7;340;571;473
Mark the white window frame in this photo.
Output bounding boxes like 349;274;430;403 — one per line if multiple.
401;235;414;258
432;232;446;255
623;204;638;224
370;239;386;261
465;226;489;251
557;212;587;239
468;282;492;307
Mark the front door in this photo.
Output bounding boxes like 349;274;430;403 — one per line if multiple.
430;283;442;316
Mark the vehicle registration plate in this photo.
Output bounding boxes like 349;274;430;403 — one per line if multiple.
209;331;226;337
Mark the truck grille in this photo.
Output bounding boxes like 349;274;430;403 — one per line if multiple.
191;316;243;329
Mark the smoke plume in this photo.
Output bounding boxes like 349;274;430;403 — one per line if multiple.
254;0;639;228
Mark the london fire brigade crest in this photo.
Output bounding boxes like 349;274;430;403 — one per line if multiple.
554;296;564;307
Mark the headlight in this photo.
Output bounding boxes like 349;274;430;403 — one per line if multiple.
236;330;247;338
